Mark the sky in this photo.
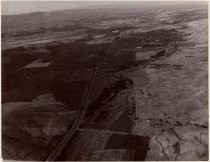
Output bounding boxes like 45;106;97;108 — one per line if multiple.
1;0;208;15
1;1;89;15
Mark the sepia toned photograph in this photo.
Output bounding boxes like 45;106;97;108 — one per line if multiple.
1;1;208;161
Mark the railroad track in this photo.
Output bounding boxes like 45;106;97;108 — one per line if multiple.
44;35;119;161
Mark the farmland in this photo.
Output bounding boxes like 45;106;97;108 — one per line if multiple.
1;1;208;161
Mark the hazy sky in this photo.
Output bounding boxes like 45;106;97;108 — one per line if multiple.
2;1;208;15
2;1;89;15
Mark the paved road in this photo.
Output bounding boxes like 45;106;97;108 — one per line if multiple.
45;36;119;161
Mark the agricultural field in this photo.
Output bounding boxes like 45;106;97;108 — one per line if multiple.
1;1;208;161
